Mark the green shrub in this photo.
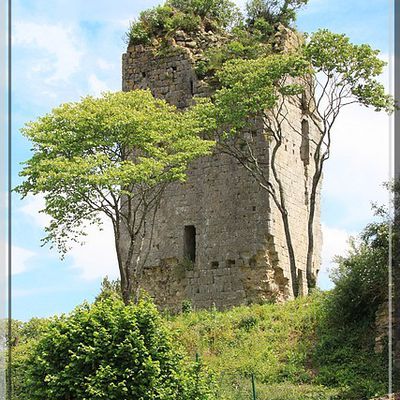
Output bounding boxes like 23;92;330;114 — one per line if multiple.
140;5;175;36
196;32;270;81
172;11;202;33
168;0;241;28
251;17;274;40
9;318;50;400
246;0;309;27
19;297;217;400
237;314;258;331
94;276;122;302
329;222;389;323
127;0;241;47
182;299;194;314
311;220;389;400
128;21;151;45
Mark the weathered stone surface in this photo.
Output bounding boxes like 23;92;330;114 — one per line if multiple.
121;27;322;311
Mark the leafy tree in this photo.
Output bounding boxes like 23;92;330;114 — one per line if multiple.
312;214;390;400
19;297;217;400
200;30;394;297
3;318;50;400
15;90;214;304
302;29;394;291
246;0;309;28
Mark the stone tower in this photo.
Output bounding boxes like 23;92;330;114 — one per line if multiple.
122;26;322;311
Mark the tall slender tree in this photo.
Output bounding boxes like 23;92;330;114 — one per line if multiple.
202;30;394;296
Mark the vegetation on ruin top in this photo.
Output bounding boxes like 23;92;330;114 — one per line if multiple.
126;0;309;80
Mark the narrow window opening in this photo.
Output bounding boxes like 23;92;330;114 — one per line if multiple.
142;71;146;78
300;119;310;165
184;225;196;262
190;79;195;96
172;65;177;72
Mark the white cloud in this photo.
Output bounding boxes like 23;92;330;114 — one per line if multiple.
322;101;390;228
12;245;36;275
19;195;118;281
19;195;50;229
318;224;354;290
13;21;83;83
97;58;115;71
88;74;110;97
68;218;118;281
321;59;391;229
1;241;36;276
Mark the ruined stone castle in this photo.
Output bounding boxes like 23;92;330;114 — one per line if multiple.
122;25;322;310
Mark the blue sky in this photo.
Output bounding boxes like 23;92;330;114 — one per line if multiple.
11;0;393;321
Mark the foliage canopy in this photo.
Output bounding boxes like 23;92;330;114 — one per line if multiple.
16;90;213;256
15;90;214;303
18;297;217;400
246;0;309;27
168;0;241;28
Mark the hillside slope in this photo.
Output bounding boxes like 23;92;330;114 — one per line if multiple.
167;293;387;400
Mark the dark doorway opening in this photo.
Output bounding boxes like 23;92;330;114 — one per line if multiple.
184;225;196;262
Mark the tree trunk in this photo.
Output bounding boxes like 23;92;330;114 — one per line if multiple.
281;208;299;297
269;132;300;298
305;163;323;292
113;228;134;306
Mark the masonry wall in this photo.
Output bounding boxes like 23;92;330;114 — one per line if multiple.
122;28;322;311
267;96;323;296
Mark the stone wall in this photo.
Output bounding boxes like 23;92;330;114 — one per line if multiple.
121;26;322;311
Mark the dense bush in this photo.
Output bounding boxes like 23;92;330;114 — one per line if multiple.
194;23;273;82
246;0;309;27
9;318;50;400
127;0;239;46
17;297;217;400
127;0;309;48
168;0;241;28
128;5;175;46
